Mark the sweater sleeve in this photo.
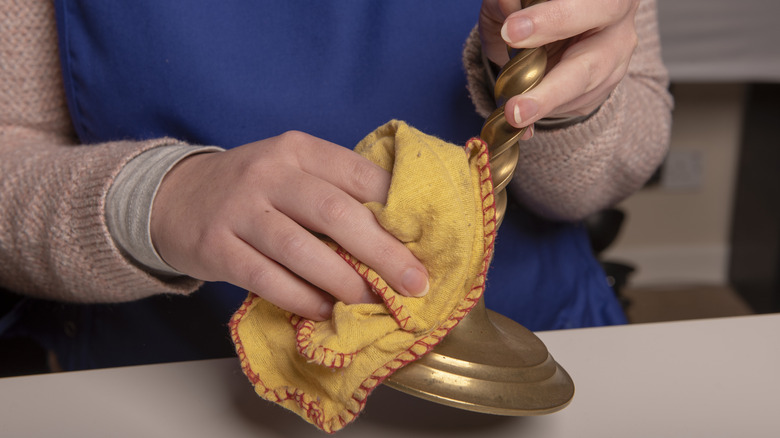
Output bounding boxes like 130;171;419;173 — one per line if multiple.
463;0;673;221
106;144;223;276
0;0;201;302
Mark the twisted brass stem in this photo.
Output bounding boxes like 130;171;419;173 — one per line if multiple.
480;0;548;226
385;1;573;416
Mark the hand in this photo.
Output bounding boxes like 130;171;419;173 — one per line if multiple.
150;131;429;321
479;0;639;130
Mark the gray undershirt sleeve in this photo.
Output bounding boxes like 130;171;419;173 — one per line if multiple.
106;144;224;276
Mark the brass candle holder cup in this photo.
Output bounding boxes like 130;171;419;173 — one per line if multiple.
384;0;574;415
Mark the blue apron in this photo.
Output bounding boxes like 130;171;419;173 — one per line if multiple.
7;0;625;370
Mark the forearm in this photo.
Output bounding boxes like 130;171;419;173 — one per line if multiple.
509;69;672;221
1;0;203;302
0;129;202;302
106;144;223;276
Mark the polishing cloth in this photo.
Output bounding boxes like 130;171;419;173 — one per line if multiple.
229;120;496;432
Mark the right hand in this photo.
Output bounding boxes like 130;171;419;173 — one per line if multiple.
150;131;429;321
479;0;639;128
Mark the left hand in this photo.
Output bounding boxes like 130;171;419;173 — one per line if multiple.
479;0;640;130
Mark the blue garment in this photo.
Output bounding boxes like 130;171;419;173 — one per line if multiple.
11;0;625;370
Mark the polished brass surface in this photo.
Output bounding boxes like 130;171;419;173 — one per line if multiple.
479;0;547;226
494;46;547;106
385;0;574;417
384;298;574;415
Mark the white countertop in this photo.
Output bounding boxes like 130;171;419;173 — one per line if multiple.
1;314;779;437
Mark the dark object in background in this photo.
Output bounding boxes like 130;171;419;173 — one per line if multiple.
0;337;51;378
729;83;780;313
585;208;635;309
0;289;53;377
586;208;627;254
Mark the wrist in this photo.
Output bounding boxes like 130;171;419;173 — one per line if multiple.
106;144;223;276
534;103;604;130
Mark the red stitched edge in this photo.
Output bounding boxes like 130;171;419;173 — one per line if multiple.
229;137;496;433
228;298;261;385
332;245;415;330
292;315;361;368
229;299;331;430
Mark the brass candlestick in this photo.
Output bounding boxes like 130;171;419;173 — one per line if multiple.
385;0;574;415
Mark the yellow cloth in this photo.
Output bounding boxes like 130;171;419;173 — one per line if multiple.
229;120;496;433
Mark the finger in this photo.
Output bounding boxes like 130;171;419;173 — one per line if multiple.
212;235;336;321
502;0;636;48
495;0;524;18
504;22;633;126
235;208;378;305
273;172;430;298
480;0;524;64
282;131;392;204
520;124;534;141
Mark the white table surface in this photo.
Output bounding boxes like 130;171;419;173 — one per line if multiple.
1;314;779;437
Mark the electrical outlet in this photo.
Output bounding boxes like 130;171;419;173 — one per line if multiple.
661;148;703;190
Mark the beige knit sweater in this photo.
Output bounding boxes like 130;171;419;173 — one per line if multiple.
0;0;672;304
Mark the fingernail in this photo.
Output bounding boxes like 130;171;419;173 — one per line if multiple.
319;301;334;319
501;16;533;44
402;268;429;297
511;99;539;127
513;105;523;126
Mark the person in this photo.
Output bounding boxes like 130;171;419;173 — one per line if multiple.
0;0;672;370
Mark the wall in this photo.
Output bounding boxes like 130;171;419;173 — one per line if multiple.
602;83;746;287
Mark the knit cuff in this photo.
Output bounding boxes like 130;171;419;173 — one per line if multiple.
462;25;496;119
533;103;603;130
106;144;224;276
